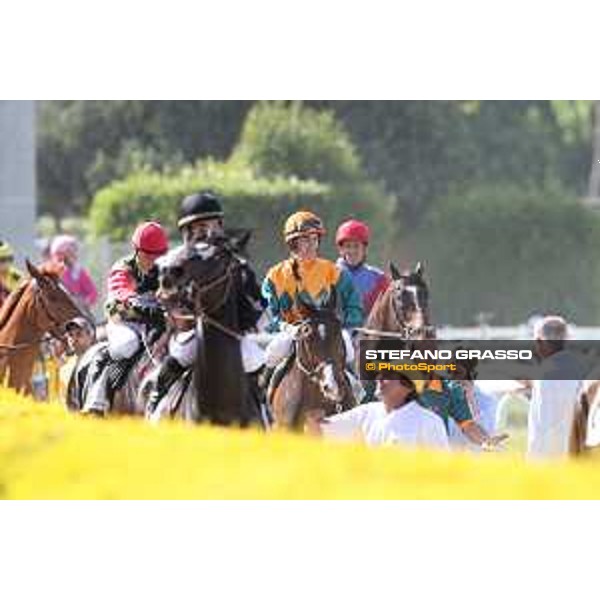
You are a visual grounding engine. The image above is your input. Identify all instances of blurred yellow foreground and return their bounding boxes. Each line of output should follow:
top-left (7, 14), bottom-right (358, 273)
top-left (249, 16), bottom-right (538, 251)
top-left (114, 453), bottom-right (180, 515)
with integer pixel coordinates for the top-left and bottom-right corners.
top-left (1, 388), bottom-right (598, 499)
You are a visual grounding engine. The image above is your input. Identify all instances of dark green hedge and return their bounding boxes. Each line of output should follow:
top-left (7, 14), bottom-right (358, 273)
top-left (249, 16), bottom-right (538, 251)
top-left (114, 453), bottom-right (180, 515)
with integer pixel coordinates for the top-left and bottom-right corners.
top-left (412, 183), bottom-right (600, 324)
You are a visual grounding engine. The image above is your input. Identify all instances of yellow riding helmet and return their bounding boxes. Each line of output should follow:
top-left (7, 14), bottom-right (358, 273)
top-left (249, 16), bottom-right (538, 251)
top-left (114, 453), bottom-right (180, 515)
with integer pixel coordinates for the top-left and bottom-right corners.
top-left (283, 211), bottom-right (326, 242)
top-left (0, 240), bottom-right (14, 261)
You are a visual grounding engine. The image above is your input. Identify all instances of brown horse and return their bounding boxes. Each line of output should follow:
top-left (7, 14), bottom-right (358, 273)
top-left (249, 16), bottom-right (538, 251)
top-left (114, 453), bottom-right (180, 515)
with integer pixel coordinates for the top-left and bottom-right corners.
top-left (0, 260), bottom-right (84, 394)
top-left (270, 297), bottom-right (356, 430)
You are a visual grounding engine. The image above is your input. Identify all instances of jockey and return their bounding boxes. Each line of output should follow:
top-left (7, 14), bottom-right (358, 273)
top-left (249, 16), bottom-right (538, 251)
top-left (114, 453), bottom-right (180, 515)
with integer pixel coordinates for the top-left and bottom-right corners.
top-left (147, 191), bottom-right (265, 410)
top-left (261, 211), bottom-right (363, 384)
top-left (50, 234), bottom-right (98, 308)
top-left (83, 222), bottom-right (169, 415)
top-left (0, 240), bottom-right (23, 307)
top-left (335, 219), bottom-right (389, 317)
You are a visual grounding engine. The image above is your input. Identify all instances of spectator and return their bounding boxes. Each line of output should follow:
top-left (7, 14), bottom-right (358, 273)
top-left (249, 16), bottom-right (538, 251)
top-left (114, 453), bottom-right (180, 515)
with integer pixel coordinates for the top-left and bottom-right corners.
top-left (527, 316), bottom-right (585, 460)
top-left (305, 367), bottom-right (449, 450)
top-left (50, 235), bottom-right (98, 308)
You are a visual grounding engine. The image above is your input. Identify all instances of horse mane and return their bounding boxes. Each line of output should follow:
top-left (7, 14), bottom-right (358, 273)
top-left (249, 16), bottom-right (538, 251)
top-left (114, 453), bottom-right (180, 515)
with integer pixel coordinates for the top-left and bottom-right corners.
top-left (39, 262), bottom-right (63, 278)
top-left (365, 284), bottom-right (397, 330)
top-left (0, 280), bottom-right (31, 333)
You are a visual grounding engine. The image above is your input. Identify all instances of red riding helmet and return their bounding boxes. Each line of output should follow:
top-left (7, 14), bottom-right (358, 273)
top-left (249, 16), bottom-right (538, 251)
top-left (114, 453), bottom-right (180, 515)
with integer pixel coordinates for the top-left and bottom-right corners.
top-left (131, 222), bottom-right (169, 256)
top-left (335, 219), bottom-right (370, 246)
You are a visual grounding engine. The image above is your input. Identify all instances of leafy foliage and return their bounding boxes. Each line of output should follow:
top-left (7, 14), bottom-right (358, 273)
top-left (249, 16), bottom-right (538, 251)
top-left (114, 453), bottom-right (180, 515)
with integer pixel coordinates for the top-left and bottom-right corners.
top-left (413, 183), bottom-right (600, 324)
top-left (233, 101), bottom-right (364, 185)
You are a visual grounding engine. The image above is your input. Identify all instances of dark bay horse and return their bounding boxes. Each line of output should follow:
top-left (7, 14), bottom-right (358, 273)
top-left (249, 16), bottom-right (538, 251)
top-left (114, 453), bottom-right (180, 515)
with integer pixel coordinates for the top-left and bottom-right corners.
top-left (0, 260), bottom-right (83, 394)
top-left (270, 297), bottom-right (356, 430)
top-left (150, 235), bottom-right (263, 426)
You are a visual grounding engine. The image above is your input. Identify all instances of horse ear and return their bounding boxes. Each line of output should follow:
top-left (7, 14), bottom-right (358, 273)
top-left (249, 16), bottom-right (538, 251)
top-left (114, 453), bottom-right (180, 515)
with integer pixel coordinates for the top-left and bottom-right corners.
top-left (25, 259), bottom-right (42, 280)
top-left (234, 229), bottom-right (251, 253)
top-left (414, 261), bottom-right (424, 277)
top-left (389, 261), bottom-right (402, 281)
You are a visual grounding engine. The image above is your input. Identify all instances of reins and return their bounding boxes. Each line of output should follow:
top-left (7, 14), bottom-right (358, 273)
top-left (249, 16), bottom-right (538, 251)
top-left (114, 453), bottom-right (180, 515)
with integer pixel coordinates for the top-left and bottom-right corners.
top-left (294, 321), bottom-right (346, 413)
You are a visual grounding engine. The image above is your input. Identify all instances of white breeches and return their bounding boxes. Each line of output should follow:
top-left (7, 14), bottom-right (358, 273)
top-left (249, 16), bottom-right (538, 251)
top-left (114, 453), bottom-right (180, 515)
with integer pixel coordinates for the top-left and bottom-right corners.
top-left (265, 329), bottom-right (355, 369)
top-left (106, 321), bottom-right (143, 360)
top-left (168, 328), bottom-right (266, 373)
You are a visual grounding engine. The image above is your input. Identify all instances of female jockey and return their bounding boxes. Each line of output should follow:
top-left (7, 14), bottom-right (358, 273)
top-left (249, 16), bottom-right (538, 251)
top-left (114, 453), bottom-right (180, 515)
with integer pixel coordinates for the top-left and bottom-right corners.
top-left (335, 219), bottom-right (389, 317)
top-left (82, 222), bottom-right (169, 415)
top-left (147, 191), bottom-right (266, 411)
top-left (261, 211), bottom-right (363, 382)
top-left (50, 235), bottom-right (98, 308)
top-left (0, 240), bottom-right (23, 308)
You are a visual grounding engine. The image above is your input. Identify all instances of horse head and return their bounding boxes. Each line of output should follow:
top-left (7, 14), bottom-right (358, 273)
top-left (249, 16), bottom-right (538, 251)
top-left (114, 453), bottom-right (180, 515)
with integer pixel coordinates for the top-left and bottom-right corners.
top-left (157, 236), bottom-right (239, 316)
top-left (294, 295), bottom-right (349, 409)
top-left (388, 261), bottom-right (432, 338)
top-left (25, 259), bottom-right (86, 333)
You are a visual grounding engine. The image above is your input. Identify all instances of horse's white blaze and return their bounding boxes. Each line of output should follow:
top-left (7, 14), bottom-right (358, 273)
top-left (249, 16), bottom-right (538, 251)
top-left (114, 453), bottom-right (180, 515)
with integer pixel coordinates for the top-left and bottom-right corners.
top-left (321, 363), bottom-right (339, 400)
top-left (194, 242), bottom-right (216, 260)
top-left (318, 324), bottom-right (326, 340)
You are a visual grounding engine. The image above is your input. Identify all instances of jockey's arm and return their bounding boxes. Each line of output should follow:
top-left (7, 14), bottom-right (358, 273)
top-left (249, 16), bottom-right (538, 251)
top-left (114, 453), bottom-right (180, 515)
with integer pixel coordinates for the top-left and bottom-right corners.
top-left (336, 269), bottom-right (364, 328)
top-left (106, 265), bottom-right (136, 309)
top-left (261, 275), bottom-right (285, 333)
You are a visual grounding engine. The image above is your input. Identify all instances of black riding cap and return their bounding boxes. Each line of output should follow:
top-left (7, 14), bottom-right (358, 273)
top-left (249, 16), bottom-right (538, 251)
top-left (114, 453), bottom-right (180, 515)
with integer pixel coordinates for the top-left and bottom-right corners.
top-left (178, 191), bottom-right (224, 229)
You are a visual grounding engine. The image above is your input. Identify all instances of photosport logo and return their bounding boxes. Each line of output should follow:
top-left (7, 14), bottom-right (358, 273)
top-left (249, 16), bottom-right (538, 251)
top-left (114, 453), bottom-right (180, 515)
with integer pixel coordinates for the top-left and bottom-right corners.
top-left (358, 340), bottom-right (600, 381)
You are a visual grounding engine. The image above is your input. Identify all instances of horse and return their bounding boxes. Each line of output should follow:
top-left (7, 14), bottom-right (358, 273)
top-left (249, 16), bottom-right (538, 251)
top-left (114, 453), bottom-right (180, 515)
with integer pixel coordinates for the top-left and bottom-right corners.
top-left (353, 262), bottom-right (432, 402)
top-left (148, 233), bottom-right (264, 426)
top-left (0, 260), bottom-right (84, 394)
top-left (269, 295), bottom-right (356, 430)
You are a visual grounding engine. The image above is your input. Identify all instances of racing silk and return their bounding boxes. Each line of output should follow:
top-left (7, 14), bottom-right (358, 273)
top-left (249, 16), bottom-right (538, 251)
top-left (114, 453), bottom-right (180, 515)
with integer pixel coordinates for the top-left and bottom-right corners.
top-left (61, 264), bottom-right (98, 307)
top-left (336, 258), bottom-right (389, 316)
top-left (417, 378), bottom-right (475, 432)
top-left (105, 254), bottom-right (159, 316)
top-left (262, 257), bottom-right (363, 332)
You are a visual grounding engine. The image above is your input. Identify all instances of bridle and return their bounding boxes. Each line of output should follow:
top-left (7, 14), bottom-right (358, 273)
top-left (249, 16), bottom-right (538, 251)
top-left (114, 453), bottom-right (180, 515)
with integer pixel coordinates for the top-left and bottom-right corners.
top-left (170, 252), bottom-right (243, 342)
top-left (294, 318), bottom-right (347, 413)
top-left (354, 281), bottom-right (434, 340)
top-left (0, 279), bottom-right (74, 355)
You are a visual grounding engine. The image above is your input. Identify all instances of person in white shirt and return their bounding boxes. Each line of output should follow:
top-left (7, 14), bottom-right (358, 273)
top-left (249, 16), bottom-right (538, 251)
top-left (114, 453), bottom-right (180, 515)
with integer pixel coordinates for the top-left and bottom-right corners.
top-left (527, 315), bottom-right (585, 460)
top-left (305, 370), bottom-right (449, 450)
